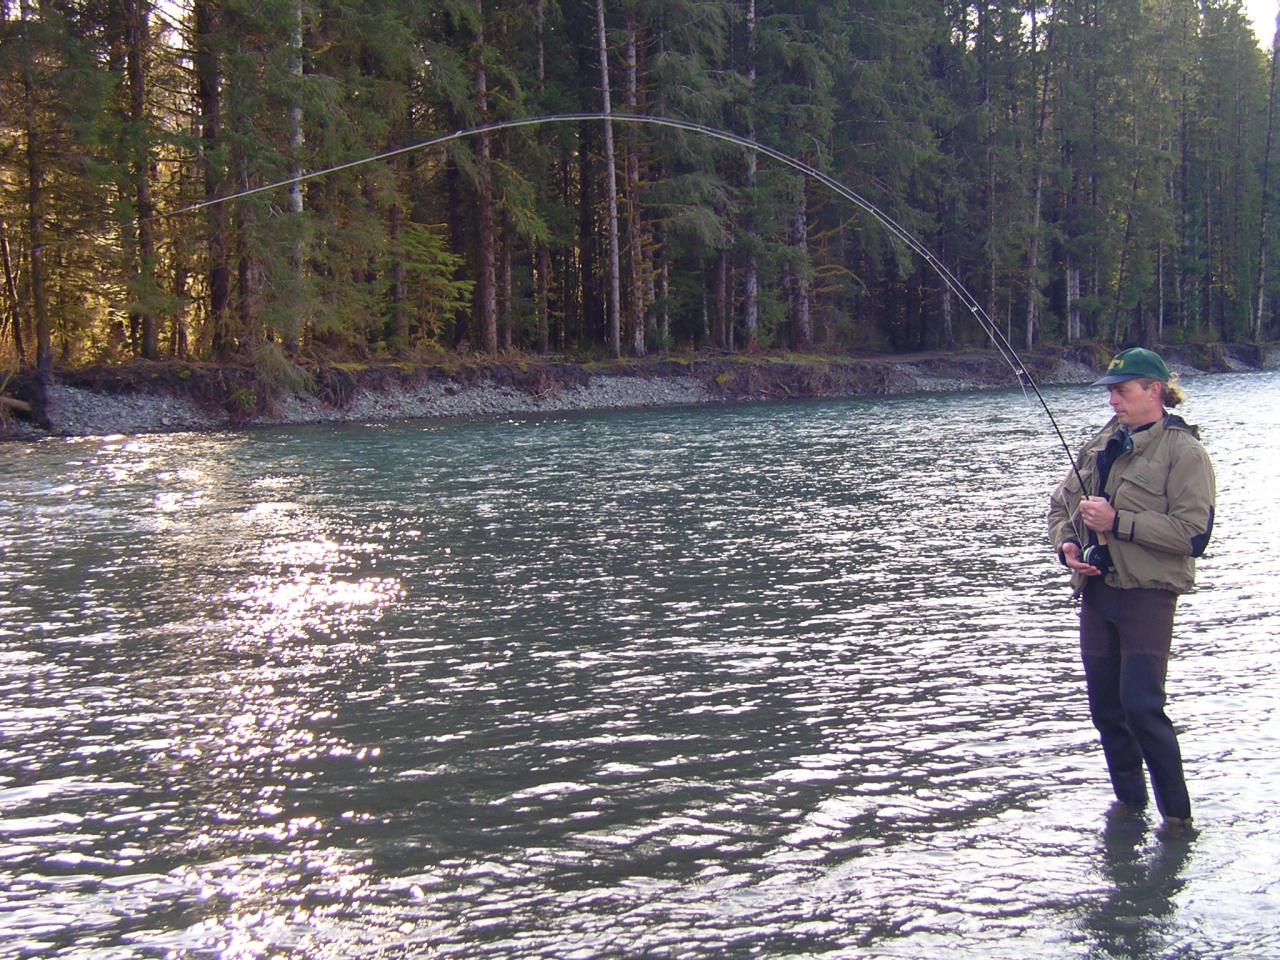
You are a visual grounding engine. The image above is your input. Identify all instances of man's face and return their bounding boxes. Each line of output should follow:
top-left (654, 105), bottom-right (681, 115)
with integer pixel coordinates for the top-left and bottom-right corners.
top-left (1107, 379), bottom-right (1162, 427)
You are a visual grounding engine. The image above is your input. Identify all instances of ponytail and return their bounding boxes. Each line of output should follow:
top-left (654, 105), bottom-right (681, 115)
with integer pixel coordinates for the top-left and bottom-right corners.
top-left (1159, 373), bottom-right (1186, 408)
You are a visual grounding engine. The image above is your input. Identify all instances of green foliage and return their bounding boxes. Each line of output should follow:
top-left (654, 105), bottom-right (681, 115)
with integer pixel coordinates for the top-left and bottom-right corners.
top-left (248, 340), bottom-right (316, 397)
top-left (228, 385), bottom-right (259, 415)
top-left (398, 222), bottom-right (475, 344)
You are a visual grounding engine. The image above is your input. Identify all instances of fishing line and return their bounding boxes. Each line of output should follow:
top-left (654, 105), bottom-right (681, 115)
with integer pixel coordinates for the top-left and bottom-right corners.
top-left (47, 110), bottom-right (1092, 486)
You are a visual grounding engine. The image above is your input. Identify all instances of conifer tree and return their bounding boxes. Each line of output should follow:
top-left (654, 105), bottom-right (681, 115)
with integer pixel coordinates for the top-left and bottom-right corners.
top-left (3, 0), bottom-right (1279, 366)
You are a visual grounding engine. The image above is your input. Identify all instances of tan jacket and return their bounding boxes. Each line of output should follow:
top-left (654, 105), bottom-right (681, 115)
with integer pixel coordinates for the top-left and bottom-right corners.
top-left (1048, 414), bottom-right (1216, 595)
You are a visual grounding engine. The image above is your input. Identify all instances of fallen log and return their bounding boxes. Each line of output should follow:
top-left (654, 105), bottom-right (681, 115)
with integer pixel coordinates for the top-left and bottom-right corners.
top-left (1, 395), bottom-right (33, 414)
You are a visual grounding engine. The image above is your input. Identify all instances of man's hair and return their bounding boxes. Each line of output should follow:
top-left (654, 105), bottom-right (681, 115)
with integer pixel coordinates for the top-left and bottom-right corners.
top-left (1140, 373), bottom-right (1185, 408)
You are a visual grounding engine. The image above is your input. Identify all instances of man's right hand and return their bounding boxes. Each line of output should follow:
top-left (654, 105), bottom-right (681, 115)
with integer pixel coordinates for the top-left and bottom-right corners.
top-left (1062, 541), bottom-right (1102, 576)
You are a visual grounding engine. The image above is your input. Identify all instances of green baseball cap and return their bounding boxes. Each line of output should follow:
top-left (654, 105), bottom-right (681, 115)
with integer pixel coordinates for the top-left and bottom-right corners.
top-left (1092, 347), bottom-right (1171, 385)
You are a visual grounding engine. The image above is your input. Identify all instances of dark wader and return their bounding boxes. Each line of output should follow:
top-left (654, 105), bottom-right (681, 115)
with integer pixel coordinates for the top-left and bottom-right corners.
top-left (1079, 578), bottom-right (1191, 820)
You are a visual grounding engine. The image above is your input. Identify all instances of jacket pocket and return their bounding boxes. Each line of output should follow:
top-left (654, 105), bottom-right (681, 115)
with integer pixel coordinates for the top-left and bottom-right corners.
top-left (1116, 461), bottom-right (1168, 513)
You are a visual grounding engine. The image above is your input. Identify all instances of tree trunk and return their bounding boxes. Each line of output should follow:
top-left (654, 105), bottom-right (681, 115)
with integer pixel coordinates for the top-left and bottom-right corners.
top-left (534, 0), bottom-right (550, 355)
top-left (1026, 170), bottom-right (1043, 351)
top-left (726, 259), bottom-right (736, 351)
top-left (389, 199), bottom-right (407, 351)
top-left (126, 0), bottom-right (159, 360)
top-left (1177, 39), bottom-right (1191, 332)
top-left (741, 0), bottom-right (759, 350)
top-left (659, 248), bottom-right (670, 348)
top-left (1023, 3), bottom-right (1054, 353)
top-left (1113, 153), bottom-right (1142, 344)
top-left (1254, 10), bottom-right (1279, 341)
top-left (1203, 189), bottom-right (1213, 333)
top-left (285, 0), bottom-right (304, 353)
top-left (979, 5), bottom-right (997, 326)
top-left (172, 246), bottom-right (188, 358)
top-left (595, 0), bottom-right (623, 358)
top-left (196, 0), bottom-right (231, 360)
top-left (0, 217), bottom-right (24, 363)
top-left (500, 213), bottom-right (513, 351)
top-left (577, 121), bottom-right (598, 343)
top-left (940, 284), bottom-right (954, 350)
top-left (1143, 286), bottom-right (1157, 347)
top-left (536, 243), bottom-right (551, 354)
top-left (20, 0), bottom-right (50, 375)
top-left (644, 263), bottom-right (657, 351)
top-left (790, 192), bottom-right (812, 349)
top-left (234, 105), bottom-right (262, 346)
top-left (714, 252), bottom-right (728, 349)
top-left (474, 2), bottom-right (498, 353)
top-left (169, 117), bottom-right (195, 358)
top-left (624, 8), bottom-right (646, 356)
top-left (1066, 260), bottom-right (1081, 340)
top-left (237, 244), bottom-right (259, 342)
top-left (701, 282), bottom-right (709, 346)
top-left (1157, 242), bottom-right (1165, 342)
top-left (536, 0), bottom-right (546, 87)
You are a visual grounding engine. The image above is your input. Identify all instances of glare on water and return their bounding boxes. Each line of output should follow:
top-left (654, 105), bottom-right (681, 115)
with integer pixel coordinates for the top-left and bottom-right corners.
top-left (1, 372), bottom-right (1278, 959)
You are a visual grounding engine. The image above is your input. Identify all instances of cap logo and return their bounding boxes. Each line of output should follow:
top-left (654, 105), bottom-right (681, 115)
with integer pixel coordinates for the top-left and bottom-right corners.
top-left (1108, 357), bottom-right (1124, 371)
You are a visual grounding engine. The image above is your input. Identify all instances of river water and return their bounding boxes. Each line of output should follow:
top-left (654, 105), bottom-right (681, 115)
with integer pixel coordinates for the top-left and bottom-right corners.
top-left (1, 373), bottom-right (1278, 959)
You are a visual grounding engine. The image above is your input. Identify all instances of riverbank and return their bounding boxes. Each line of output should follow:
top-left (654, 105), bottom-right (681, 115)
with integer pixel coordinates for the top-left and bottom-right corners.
top-left (1, 343), bottom-right (1271, 440)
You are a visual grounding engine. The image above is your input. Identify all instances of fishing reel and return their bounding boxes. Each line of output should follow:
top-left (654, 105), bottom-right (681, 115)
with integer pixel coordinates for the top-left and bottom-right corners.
top-left (1081, 543), bottom-right (1111, 576)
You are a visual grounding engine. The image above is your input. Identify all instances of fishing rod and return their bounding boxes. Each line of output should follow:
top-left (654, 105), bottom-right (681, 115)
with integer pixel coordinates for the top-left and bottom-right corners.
top-left (94, 111), bottom-right (1095, 489)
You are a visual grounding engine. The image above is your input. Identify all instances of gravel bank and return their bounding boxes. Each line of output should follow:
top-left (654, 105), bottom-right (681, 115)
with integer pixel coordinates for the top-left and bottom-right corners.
top-left (2, 346), bottom-right (1269, 441)
top-left (11, 370), bottom-right (713, 440)
top-left (270, 374), bottom-right (712, 425)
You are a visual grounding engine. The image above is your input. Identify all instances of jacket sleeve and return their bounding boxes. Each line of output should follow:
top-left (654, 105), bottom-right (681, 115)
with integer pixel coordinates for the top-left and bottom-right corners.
top-left (1111, 439), bottom-right (1215, 557)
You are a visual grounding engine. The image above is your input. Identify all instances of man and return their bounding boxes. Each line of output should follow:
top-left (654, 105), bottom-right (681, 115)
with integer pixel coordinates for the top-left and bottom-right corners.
top-left (1047, 347), bottom-right (1215, 836)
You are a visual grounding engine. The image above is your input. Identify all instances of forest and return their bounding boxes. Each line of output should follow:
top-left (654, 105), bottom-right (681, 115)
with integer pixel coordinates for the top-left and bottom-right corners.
top-left (1, 0), bottom-right (1278, 378)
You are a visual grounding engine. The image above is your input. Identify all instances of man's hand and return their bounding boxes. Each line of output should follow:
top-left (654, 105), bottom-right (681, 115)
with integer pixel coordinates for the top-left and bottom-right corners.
top-left (1078, 495), bottom-right (1117, 533)
top-left (1062, 541), bottom-right (1102, 576)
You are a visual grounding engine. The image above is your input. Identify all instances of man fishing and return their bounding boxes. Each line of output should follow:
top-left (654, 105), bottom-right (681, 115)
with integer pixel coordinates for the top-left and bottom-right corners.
top-left (1047, 347), bottom-right (1216, 837)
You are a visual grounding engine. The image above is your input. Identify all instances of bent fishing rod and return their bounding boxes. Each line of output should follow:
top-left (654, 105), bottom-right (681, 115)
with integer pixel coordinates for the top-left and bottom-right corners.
top-left (130, 111), bottom-right (1092, 490)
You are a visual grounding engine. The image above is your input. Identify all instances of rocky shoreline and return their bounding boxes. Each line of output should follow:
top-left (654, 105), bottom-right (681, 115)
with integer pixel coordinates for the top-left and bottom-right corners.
top-left (1, 344), bottom-right (1271, 441)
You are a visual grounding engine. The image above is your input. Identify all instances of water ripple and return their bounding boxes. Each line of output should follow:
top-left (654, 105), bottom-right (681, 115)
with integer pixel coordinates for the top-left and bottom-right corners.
top-left (2, 376), bottom-right (1279, 958)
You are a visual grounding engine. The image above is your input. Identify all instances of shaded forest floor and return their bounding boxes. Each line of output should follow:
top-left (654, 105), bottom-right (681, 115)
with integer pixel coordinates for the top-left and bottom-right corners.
top-left (2, 342), bottom-right (1272, 440)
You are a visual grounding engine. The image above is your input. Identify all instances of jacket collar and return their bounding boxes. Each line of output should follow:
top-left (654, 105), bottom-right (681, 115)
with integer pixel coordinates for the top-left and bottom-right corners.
top-left (1100, 412), bottom-right (1198, 454)
top-left (1162, 412), bottom-right (1200, 438)
top-left (1130, 418), bottom-right (1162, 454)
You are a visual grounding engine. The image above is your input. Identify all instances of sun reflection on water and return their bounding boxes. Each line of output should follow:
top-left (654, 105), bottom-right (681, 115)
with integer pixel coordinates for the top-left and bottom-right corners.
top-left (1, 375), bottom-right (1279, 958)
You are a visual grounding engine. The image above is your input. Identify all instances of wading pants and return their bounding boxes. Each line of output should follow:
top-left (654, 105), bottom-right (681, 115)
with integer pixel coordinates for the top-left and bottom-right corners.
top-left (1079, 578), bottom-right (1191, 820)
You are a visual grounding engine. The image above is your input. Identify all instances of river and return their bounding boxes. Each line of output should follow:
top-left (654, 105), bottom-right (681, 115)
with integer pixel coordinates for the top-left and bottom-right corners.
top-left (2, 373), bottom-right (1278, 959)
